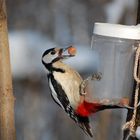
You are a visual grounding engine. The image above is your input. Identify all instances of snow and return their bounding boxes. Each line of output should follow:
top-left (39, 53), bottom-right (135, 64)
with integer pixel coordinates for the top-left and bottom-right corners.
top-left (9, 30), bottom-right (56, 78)
top-left (9, 30), bottom-right (97, 78)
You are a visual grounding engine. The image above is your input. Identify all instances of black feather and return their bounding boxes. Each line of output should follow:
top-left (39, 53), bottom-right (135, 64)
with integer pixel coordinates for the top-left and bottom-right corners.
top-left (48, 73), bottom-right (93, 137)
top-left (42, 48), bottom-right (55, 57)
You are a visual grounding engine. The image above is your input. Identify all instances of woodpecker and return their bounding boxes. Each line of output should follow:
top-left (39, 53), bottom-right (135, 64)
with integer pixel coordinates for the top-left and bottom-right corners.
top-left (42, 47), bottom-right (132, 137)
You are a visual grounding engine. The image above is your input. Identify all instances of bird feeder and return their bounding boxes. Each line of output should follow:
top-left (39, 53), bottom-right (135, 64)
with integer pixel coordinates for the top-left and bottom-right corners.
top-left (90, 23), bottom-right (140, 101)
top-left (87, 22), bottom-right (140, 140)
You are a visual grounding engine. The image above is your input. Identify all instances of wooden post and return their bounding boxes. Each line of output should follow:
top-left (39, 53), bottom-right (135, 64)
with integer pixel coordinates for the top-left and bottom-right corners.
top-left (123, 1), bottom-right (140, 140)
top-left (0, 0), bottom-right (16, 140)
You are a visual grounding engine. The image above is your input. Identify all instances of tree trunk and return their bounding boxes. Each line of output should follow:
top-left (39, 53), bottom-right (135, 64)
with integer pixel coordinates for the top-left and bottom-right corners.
top-left (0, 0), bottom-right (16, 140)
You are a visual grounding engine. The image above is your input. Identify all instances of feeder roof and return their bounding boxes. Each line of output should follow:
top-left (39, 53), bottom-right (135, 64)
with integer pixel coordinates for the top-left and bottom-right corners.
top-left (94, 23), bottom-right (140, 40)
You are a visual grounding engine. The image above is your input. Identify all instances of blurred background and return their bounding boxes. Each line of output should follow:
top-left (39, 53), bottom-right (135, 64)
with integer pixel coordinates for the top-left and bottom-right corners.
top-left (6, 0), bottom-right (138, 140)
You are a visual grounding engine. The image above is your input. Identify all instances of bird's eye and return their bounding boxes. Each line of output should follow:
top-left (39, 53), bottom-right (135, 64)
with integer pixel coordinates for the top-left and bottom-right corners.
top-left (51, 51), bottom-right (56, 55)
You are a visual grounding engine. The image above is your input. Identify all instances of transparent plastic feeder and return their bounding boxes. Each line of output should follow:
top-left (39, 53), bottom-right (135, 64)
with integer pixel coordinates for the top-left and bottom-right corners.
top-left (89, 23), bottom-right (140, 102)
top-left (88, 23), bottom-right (140, 140)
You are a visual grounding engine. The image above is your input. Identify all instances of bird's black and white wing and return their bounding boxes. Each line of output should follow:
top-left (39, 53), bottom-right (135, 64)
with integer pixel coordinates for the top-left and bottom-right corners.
top-left (47, 74), bottom-right (93, 137)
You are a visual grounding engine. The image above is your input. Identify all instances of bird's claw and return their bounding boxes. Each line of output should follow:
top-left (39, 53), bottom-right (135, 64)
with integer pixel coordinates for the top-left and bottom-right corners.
top-left (80, 81), bottom-right (88, 96)
top-left (80, 92), bottom-right (87, 96)
top-left (91, 72), bottom-right (102, 81)
top-left (80, 73), bottom-right (102, 96)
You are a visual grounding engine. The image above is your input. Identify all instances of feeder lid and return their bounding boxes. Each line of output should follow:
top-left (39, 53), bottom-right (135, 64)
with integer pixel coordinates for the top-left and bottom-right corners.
top-left (94, 22), bottom-right (140, 40)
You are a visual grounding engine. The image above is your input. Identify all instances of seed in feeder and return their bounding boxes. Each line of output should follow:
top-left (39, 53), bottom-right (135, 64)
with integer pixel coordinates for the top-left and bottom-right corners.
top-left (68, 46), bottom-right (77, 55)
top-left (119, 98), bottom-right (129, 106)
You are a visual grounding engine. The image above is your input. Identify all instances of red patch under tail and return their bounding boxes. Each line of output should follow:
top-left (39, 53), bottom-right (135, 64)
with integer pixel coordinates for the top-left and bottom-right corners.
top-left (76, 101), bottom-right (102, 117)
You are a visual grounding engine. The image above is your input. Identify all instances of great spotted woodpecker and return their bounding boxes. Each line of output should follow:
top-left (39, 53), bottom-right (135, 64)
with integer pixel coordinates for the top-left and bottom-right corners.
top-left (42, 47), bottom-right (132, 137)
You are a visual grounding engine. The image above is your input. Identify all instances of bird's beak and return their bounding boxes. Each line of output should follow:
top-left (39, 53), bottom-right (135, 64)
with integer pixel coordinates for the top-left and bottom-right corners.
top-left (58, 47), bottom-right (75, 59)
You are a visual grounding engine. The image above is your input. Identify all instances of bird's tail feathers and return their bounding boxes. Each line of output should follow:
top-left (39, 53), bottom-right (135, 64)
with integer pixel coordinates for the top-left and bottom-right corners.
top-left (76, 115), bottom-right (93, 137)
top-left (99, 97), bottom-right (133, 110)
top-left (79, 122), bottom-right (93, 137)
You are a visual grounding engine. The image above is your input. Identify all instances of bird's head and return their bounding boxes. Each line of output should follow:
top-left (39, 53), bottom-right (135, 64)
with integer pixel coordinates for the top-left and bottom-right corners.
top-left (42, 46), bottom-right (76, 65)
